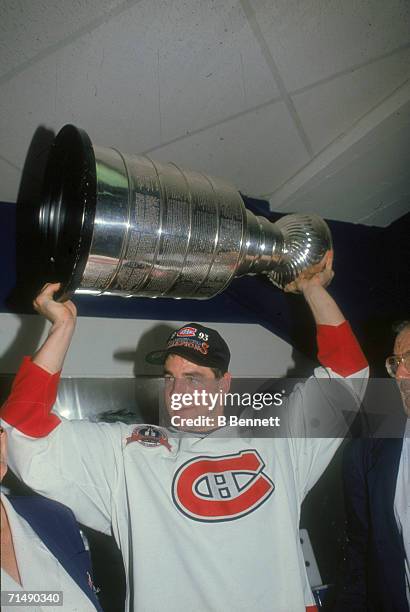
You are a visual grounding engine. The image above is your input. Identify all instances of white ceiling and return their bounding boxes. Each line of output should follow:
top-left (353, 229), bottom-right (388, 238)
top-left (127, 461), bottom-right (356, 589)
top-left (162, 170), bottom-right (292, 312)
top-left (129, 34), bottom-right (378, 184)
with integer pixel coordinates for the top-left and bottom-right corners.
top-left (0, 0), bottom-right (409, 226)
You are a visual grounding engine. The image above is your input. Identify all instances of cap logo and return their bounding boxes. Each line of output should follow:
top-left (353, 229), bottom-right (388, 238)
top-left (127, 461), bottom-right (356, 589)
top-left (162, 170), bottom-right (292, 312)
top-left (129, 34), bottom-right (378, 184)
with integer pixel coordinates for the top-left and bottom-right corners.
top-left (177, 326), bottom-right (197, 337)
top-left (168, 338), bottom-right (209, 355)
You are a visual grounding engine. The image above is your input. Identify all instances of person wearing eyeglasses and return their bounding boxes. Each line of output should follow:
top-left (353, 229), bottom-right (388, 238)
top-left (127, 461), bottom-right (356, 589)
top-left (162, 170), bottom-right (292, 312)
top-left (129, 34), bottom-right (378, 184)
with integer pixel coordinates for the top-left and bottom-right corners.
top-left (334, 320), bottom-right (410, 612)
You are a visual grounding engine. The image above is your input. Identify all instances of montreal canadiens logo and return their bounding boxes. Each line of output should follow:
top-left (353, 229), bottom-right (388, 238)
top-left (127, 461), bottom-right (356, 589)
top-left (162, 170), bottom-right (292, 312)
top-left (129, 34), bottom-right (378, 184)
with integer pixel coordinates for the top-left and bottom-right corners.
top-left (172, 450), bottom-right (274, 522)
top-left (177, 326), bottom-right (197, 337)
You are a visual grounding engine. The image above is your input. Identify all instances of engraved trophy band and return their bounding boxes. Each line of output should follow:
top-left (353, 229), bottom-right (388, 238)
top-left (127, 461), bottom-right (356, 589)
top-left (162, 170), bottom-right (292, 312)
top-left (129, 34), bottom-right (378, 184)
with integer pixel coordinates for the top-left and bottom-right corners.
top-left (37, 124), bottom-right (332, 300)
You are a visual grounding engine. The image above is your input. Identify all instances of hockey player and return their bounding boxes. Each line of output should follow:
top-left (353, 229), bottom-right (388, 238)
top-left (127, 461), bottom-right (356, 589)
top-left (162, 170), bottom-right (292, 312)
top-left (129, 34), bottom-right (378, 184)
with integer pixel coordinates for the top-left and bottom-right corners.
top-left (1, 252), bottom-right (369, 611)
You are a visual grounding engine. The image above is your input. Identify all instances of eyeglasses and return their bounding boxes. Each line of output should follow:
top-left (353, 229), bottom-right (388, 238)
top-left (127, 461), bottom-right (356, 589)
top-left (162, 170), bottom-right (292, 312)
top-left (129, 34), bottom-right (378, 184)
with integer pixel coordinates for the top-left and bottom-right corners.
top-left (385, 351), bottom-right (410, 377)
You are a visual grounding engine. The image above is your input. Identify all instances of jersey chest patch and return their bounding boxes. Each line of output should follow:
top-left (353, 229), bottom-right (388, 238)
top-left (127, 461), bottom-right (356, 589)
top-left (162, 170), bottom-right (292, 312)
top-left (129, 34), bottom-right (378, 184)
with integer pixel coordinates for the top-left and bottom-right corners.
top-left (172, 450), bottom-right (274, 522)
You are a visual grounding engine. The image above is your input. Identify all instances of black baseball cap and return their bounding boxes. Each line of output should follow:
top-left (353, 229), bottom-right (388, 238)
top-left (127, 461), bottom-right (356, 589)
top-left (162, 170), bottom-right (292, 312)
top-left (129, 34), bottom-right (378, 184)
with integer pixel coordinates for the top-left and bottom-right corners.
top-left (146, 323), bottom-right (231, 373)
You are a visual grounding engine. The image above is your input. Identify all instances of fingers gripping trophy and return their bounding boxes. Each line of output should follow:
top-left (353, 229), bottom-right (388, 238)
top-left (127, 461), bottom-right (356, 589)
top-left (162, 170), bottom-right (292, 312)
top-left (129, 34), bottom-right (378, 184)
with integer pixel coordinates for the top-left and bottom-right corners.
top-left (29, 124), bottom-right (332, 301)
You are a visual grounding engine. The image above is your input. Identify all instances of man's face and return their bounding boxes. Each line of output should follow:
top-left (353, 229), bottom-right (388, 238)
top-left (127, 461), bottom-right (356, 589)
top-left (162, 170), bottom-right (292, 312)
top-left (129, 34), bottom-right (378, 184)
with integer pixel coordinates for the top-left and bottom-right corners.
top-left (393, 327), bottom-right (410, 416)
top-left (163, 354), bottom-right (231, 432)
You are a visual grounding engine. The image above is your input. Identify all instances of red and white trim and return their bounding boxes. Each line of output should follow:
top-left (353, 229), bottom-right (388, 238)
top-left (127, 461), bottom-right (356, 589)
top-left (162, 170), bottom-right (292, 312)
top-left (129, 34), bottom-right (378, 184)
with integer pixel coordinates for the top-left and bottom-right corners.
top-left (0, 357), bottom-right (61, 437)
top-left (0, 321), bottom-right (368, 438)
top-left (316, 320), bottom-right (368, 377)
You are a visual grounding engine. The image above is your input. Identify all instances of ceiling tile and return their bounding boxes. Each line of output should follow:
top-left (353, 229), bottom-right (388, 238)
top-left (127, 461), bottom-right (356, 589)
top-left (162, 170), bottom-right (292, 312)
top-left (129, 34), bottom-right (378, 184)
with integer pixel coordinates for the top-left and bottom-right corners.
top-left (155, 1), bottom-right (279, 141)
top-left (251, 0), bottom-right (410, 91)
top-left (0, 159), bottom-right (21, 203)
top-left (292, 47), bottom-right (410, 153)
top-left (0, 55), bottom-right (59, 170)
top-left (358, 193), bottom-right (410, 226)
top-left (65, 0), bottom-right (280, 145)
top-left (270, 101), bottom-right (410, 224)
top-left (145, 101), bottom-right (310, 197)
top-left (0, 0), bottom-right (127, 79)
top-left (52, 29), bottom-right (161, 153)
top-left (1, 0), bottom-right (408, 227)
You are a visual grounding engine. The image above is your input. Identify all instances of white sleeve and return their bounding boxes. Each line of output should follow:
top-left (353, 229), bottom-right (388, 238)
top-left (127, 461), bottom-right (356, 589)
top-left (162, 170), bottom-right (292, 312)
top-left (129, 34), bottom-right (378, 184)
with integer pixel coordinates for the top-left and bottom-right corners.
top-left (1, 357), bottom-right (126, 533)
top-left (2, 416), bottom-right (123, 535)
top-left (285, 364), bottom-right (368, 499)
top-left (283, 320), bottom-right (369, 499)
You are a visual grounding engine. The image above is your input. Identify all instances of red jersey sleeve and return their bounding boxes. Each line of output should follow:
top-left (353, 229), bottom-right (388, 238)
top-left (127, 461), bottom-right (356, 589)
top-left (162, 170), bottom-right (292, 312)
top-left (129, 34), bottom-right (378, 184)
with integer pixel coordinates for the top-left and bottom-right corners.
top-left (0, 357), bottom-right (61, 437)
top-left (316, 320), bottom-right (368, 377)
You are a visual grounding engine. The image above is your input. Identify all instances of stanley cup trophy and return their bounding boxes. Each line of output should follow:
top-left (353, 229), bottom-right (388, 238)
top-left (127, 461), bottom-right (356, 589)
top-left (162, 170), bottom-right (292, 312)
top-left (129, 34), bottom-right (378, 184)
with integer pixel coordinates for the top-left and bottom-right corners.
top-left (36, 125), bottom-right (332, 300)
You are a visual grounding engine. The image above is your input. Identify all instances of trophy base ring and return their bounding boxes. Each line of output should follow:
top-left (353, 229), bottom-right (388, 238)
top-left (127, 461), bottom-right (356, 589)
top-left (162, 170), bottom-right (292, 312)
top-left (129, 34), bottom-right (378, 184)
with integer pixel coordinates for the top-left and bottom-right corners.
top-left (39, 124), bottom-right (97, 301)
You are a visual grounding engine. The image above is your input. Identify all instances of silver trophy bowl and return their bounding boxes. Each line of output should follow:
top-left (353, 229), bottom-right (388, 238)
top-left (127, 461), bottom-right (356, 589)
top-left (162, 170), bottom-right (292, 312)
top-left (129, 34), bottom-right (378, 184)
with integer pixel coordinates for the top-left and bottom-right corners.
top-left (37, 125), bottom-right (332, 300)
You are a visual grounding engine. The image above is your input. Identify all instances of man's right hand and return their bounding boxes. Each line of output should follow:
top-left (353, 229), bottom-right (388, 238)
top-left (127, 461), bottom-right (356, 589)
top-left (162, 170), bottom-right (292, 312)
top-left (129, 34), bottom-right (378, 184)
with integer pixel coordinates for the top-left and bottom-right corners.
top-left (33, 283), bottom-right (77, 328)
top-left (32, 283), bottom-right (77, 374)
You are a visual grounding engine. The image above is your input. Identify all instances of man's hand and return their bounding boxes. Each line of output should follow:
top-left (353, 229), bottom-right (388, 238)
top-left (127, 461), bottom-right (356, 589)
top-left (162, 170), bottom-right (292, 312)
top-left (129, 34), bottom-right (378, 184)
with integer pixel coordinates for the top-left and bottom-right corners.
top-left (33, 283), bottom-right (77, 327)
top-left (284, 250), bottom-right (344, 326)
top-left (32, 283), bottom-right (77, 374)
top-left (284, 250), bottom-right (334, 294)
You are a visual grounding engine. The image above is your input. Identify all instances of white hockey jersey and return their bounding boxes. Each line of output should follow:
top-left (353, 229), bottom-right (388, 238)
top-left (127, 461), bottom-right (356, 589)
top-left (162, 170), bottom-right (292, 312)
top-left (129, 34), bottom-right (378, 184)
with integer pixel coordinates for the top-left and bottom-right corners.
top-left (1, 322), bottom-right (369, 612)
top-left (1, 494), bottom-right (99, 612)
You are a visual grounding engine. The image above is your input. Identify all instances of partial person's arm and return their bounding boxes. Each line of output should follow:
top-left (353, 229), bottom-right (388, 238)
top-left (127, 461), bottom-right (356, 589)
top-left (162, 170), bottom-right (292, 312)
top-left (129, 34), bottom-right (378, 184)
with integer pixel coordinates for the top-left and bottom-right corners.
top-left (32, 282), bottom-right (77, 373)
top-left (0, 283), bottom-right (120, 533)
top-left (286, 250), bottom-right (368, 380)
top-left (298, 251), bottom-right (367, 378)
top-left (291, 250), bottom-right (344, 326)
top-left (284, 252), bottom-right (369, 496)
top-left (287, 250), bottom-right (368, 377)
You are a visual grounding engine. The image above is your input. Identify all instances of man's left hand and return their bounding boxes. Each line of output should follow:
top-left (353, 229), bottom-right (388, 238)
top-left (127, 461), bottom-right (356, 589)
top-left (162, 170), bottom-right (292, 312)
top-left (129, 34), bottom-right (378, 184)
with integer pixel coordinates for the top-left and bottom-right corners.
top-left (284, 250), bottom-right (334, 294)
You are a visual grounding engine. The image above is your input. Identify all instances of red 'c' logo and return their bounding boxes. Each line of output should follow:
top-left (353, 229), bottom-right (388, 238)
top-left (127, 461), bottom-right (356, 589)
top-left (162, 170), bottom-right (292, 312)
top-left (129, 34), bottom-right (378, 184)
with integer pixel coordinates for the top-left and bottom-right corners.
top-left (172, 450), bottom-right (274, 522)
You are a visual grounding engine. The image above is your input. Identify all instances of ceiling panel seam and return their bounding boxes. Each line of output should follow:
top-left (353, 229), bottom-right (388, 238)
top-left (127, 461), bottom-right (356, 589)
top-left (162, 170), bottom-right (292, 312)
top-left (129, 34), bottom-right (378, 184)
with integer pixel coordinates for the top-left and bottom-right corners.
top-left (139, 44), bottom-right (410, 157)
top-left (2, 71), bottom-right (409, 177)
top-left (0, 0), bottom-right (145, 87)
top-left (2, 9), bottom-right (408, 113)
top-left (0, 155), bottom-right (21, 172)
top-left (291, 42), bottom-right (410, 98)
top-left (2, 32), bottom-right (406, 107)
top-left (141, 95), bottom-right (282, 155)
top-left (357, 197), bottom-right (410, 224)
top-left (0, 93), bottom-right (282, 169)
top-left (239, 0), bottom-right (314, 158)
top-left (261, 79), bottom-right (410, 202)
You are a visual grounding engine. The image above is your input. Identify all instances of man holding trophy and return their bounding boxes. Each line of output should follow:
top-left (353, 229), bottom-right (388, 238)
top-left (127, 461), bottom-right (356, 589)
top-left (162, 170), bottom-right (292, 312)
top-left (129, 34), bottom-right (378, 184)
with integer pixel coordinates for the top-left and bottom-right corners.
top-left (1, 253), bottom-right (369, 612)
top-left (1, 126), bottom-right (369, 610)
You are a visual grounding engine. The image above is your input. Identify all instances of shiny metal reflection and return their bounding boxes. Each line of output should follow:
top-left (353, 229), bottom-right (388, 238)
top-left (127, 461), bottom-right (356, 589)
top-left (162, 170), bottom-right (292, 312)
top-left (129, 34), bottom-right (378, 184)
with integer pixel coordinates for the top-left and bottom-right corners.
top-left (39, 125), bottom-right (332, 300)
